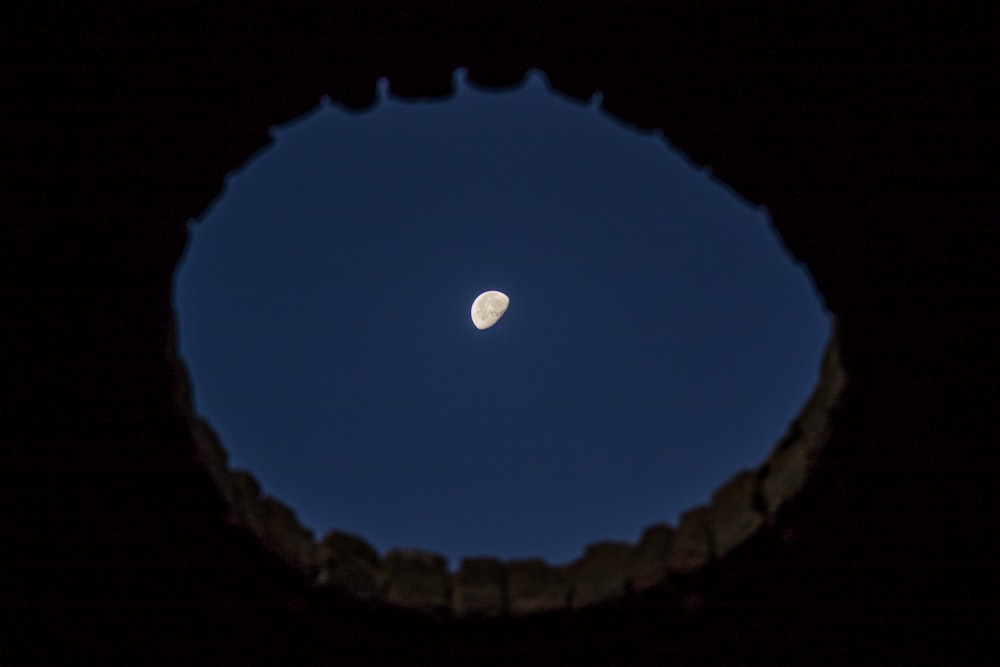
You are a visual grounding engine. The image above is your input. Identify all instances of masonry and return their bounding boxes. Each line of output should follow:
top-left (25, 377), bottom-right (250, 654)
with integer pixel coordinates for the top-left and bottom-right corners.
top-left (2, 2), bottom-right (995, 664)
top-left (190, 324), bottom-right (845, 617)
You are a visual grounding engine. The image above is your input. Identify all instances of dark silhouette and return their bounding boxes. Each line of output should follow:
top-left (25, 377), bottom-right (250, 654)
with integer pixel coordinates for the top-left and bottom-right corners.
top-left (2, 1), bottom-right (995, 664)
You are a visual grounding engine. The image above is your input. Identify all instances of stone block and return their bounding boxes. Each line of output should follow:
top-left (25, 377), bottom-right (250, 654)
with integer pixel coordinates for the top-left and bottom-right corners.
top-left (570, 541), bottom-right (633, 608)
top-left (668, 506), bottom-right (713, 573)
top-left (381, 549), bottom-right (451, 613)
top-left (761, 433), bottom-right (813, 513)
top-left (796, 341), bottom-right (846, 441)
top-left (452, 557), bottom-right (505, 618)
top-left (506, 559), bottom-right (570, 615)
top-left (760, 335), bottom-right (846, 514)
top-left (225, 469), bottom-right (265, 537)
top-left (709, 470), bottom-right (764, 557)
top-left (627, 523), bottom-right (674, 591)
top-left (316, 530), bottom-right (380, 599)
top-left (260, 496), bottom-right (317, 575)
top-left (190, 417), bottom-right (229, 493)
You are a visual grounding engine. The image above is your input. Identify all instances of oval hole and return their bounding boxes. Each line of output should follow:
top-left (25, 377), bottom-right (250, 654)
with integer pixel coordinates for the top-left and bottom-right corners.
top-left (175, 69), bottom-right (831, 568)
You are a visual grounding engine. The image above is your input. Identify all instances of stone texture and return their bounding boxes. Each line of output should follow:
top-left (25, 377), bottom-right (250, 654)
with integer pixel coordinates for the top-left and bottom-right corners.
top-left (627, 523), bottom-right (674, 591)
top-left (760, 431), bottom-right (814, 515)
top-left (709, 470), bottom-right (765, 557)
top-left (7, 5), bottom-right (993, 662)
top-left (798, 332), bottom-right (847, 439)
top-left (506, 559), bottom-right (571, 615)
top-left (668, 506), bottom-right (714, 573)
top-left (191, 424), bottom-right (319, 576)
top-left (569, 541), bottom-right (633, 608)
top-left (451, 557), bottom-right (505, 618)
top-left (260, 496), bottom-right (317, 575)
top-left (316, 530), bottom-right (381, 599)
top-left (190, 417), bottom-right (230, 499)
top-left (761, 336), bottom-right (847, 513)
top-left (214, 469), bottom-right (317, 574)
top-left (225, 469), bottom-right (266, 537)
top-left (380, 549), bottom-right (451, 613)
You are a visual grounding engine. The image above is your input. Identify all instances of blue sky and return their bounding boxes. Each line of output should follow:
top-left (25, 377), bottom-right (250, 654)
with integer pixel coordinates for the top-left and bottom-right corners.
top-left (175, 70), bottom-right (830, 568)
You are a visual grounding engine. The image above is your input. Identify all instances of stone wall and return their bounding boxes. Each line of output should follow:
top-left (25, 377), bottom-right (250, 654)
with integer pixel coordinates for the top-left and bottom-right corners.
top-left (4, 1), bottom-right (994, 662)
top-left (189, 323), bottom-right (846, 617)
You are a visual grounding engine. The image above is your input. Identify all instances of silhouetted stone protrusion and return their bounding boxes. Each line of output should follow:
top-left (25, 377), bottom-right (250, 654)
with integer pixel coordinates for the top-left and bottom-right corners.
top-left (227, 469), bottom-right (266, 536)
top-left (668, 506), bottom-right (714, 572)
top-left (761, 333), bottom-right (846, 513)
top-left (452, 557), bottom-right (505, 618)
top-left (191, 416), bottom-right (230, 495)
top-left (570, 541), bottom-right (633, 608)
top-left (260, 497), bottom-right (317, 575)
top-left (709, 470), bottom-right (764, 557)
top-left (381, 549), bottom-right (451, 613)
top-left (506, 559), bottom-right (570, 615)
top-left (316, 530), bottom-right (380, 599)
top-left (627, 523), bottom-right (674, 591)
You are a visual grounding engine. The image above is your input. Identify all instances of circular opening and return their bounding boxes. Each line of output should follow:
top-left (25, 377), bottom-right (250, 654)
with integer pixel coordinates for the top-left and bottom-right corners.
top-left (175, 69), bottom-right (830, 569)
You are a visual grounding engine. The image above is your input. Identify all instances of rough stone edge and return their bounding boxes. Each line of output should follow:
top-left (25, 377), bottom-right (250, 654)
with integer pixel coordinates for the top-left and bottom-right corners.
top-left (174, 166), bottom-right (848, 616)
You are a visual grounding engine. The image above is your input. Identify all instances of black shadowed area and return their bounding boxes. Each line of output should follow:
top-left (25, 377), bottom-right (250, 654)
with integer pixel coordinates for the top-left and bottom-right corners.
top-left (2, 2), bottom-right (996, 664)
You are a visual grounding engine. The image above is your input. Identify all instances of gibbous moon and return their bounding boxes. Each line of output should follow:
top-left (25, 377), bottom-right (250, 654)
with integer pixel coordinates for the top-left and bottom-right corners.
top-left (471, 291), bottom-right (510, 330)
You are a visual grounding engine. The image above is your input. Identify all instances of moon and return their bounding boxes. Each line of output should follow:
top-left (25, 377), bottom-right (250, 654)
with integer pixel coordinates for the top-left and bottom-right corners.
top-left (471, 291), bottom-right (510, 330)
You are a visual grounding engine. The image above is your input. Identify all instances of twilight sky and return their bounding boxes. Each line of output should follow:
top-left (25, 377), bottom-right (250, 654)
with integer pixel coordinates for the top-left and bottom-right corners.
top-left (175, 70), bottom-right (830, 568)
